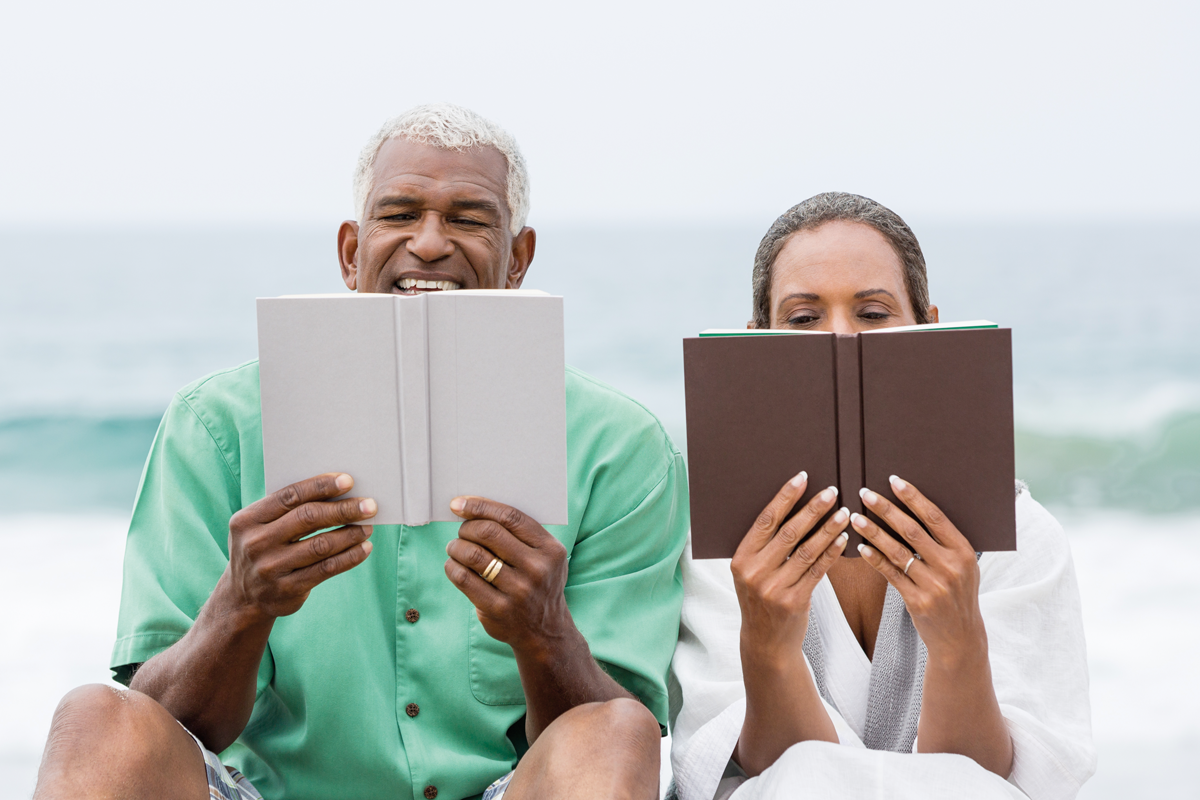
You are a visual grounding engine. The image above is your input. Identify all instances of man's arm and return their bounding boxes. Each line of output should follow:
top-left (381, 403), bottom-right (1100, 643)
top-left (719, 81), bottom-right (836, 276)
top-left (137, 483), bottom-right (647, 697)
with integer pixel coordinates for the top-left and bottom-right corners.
top-left (444, 496), bottom-right (630, 743)
top-left (130, 473), bottom-right (376, 752)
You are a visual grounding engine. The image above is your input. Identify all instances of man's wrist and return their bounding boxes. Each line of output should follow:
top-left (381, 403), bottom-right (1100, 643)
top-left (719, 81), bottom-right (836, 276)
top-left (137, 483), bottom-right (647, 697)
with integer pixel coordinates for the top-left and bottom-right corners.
top-left (206, 569), bottom-right (278, 634)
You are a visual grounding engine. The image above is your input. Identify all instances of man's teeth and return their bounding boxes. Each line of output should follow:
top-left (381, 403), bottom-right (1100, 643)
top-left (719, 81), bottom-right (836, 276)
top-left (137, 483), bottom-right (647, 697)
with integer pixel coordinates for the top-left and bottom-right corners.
top-left (398, 278), bottom-right (461, 291)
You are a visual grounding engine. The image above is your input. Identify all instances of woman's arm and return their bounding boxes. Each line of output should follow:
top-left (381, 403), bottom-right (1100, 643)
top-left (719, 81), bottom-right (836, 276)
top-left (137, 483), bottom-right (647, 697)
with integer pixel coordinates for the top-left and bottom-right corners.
top-left (730, 473), bottom-right (850, 776)
top-left (853, 476), bottom-right (1013, 778)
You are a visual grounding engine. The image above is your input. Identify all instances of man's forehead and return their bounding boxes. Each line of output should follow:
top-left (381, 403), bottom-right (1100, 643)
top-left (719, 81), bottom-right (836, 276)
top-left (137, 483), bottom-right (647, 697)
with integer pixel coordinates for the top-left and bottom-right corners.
top-left (370, 138), bottom-right (508, 203)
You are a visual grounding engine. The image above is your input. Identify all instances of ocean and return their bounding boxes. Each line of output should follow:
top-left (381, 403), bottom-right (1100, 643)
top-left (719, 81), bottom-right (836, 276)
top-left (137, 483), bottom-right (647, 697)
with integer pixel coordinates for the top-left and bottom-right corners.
top-left (2, 223), bottom-right (1198, 797)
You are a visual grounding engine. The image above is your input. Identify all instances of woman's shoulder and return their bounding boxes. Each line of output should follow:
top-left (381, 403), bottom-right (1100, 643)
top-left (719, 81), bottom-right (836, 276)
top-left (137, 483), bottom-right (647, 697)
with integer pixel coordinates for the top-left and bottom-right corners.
top-left (978, 482), bottom-right (1074, 589)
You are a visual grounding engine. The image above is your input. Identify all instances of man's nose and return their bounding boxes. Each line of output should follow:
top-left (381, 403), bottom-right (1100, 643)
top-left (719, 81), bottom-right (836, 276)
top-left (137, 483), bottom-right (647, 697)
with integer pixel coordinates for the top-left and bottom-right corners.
top-left (406, 215), bottom-right (455, 262)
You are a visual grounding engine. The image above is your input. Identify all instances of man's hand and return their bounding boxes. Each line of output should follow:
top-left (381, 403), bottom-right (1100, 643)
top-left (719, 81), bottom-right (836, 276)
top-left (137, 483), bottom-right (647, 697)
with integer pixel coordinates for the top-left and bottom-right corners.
top-left (225, 472), bottom-right (377, 620)
top-left (443, 496), bottom-right (570, 655)
top-left (129, 472), bottom-right (376, 753)
top-left (444, 496), bottom-right (631, 743)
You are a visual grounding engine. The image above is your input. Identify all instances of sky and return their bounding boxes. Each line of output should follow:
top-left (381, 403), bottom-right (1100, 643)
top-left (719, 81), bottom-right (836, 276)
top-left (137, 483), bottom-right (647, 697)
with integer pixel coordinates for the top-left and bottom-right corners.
top-left (1, 0), bottom-right (1196, 227)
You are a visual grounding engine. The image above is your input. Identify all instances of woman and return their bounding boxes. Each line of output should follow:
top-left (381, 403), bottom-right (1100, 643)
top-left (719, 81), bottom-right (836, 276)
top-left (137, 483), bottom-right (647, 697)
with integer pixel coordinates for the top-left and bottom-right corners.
top-left (669, 193), bottom-right (1095, 800)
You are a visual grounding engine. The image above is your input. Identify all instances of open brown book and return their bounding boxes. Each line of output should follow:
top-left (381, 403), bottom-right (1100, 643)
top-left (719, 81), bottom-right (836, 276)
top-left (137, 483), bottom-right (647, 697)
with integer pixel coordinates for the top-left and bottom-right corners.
top-left (683, 322), bottom-right (1016, 559)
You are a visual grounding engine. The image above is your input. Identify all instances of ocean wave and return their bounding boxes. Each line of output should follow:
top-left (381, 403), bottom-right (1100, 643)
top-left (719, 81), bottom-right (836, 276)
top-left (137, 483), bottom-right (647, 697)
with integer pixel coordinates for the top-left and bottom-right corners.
top-left (1, 411), bottom-right (1197, 515)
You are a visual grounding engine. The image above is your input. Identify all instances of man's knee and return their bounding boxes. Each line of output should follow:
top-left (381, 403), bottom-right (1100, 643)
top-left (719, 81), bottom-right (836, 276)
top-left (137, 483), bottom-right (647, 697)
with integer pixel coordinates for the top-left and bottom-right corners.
top-left (548, 697), bottom-right (661, 760)
top-left (43, 684), bottom-right (181, 765)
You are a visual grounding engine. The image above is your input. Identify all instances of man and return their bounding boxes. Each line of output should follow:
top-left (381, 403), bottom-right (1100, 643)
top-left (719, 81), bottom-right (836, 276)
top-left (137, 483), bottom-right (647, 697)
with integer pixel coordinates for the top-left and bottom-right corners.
top-left (35, 104), bottom-right (689, 800)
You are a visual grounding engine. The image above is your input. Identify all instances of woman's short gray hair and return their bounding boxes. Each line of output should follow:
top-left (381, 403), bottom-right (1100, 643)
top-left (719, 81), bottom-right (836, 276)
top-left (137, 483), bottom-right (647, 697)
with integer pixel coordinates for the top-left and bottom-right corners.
top-left (353, 103), bottom-right (530, 236)
top-left (751, 192), bottom-right (931, 328)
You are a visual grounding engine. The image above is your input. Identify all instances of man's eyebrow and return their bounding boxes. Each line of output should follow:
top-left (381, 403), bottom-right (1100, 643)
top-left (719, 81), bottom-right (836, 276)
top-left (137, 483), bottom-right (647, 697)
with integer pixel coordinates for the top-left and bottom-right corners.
top-left (372, 196), bottom-right (500, 214)
top-left (854, 288), bottom-right (898, 300)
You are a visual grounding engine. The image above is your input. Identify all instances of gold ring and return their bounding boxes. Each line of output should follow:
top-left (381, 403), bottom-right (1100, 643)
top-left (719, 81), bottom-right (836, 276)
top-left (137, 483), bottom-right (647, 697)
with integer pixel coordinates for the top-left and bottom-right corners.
top-left (904, 556), bottom-right (916, 575)
top-left (482, 558), bottom-right (504, 583)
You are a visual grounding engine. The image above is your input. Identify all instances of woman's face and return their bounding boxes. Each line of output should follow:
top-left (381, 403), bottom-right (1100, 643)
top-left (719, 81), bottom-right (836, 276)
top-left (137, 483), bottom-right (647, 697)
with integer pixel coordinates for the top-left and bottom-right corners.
top-left (764, 220), bottom-right (937, 333)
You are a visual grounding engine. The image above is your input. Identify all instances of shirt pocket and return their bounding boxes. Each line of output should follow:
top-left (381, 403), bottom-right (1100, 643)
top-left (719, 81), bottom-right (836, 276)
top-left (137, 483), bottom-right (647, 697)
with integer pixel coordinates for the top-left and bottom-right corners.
top-left (467, 611), bottom-right (527, 706)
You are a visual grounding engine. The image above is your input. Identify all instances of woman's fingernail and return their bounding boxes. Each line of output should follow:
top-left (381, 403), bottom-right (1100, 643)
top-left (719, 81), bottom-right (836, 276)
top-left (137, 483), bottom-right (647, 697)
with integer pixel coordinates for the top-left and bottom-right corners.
top-left (833, 507), bottom-right (849, 523)
top-left (359, 498), bottom-right (377, 515)
top-left (851, 512), bottom-right (868, 529)
top-left (859, 487), bottom-right (877, 504)
top-left (335, 473), bottom-right (353, 491)
top-left (837, 531), bottom-right (849, 544)
top-left (857, 543), bottom-right (871, 557)
top-left (820, 486), bottom-right (837, 502)
top-left (790, 470), bottom-right (808, 488)
top-left (890, 475), bottom-right (907, 491)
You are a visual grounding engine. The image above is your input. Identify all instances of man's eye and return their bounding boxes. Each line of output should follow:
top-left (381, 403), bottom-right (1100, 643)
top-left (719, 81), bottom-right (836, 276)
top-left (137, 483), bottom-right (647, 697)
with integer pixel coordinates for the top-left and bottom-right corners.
top-left (452, 218), bottom-right (487, 226)
top-left (382, 213), bottom-right (417, 221)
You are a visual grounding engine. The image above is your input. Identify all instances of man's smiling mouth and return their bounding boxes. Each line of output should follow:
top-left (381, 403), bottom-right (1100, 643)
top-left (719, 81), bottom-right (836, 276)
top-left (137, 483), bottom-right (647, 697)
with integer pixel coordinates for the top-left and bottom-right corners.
top-left (396, 278), bottom-right (462, 294)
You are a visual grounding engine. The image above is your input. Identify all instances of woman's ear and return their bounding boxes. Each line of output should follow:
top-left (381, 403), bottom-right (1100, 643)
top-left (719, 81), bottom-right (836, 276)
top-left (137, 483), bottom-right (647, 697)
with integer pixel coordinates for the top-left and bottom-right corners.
top-left (746, 320), bottom-right (756, 329)
top-left (928, 304), bottom-right (940, 323)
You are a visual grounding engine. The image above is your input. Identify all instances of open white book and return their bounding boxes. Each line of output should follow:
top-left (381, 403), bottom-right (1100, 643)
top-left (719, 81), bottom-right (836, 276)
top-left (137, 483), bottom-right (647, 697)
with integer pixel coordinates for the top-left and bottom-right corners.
top-left (257, 290), bottom-right (568, 526)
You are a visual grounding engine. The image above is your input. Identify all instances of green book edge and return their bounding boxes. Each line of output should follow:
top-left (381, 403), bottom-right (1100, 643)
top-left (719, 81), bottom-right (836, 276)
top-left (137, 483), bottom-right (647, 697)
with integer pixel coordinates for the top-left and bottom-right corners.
top-left (698, 320), bottom-right (998, 337)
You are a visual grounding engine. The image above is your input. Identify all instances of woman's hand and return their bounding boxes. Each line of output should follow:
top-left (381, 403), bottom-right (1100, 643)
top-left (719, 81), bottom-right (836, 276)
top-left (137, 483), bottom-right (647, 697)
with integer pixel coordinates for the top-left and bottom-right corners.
top-left (851, 476), bottom-right (985, 659)
top-left (853, 475), bottom-right (1013, 778)
top-left (731, 470), bottom-right (850, 776)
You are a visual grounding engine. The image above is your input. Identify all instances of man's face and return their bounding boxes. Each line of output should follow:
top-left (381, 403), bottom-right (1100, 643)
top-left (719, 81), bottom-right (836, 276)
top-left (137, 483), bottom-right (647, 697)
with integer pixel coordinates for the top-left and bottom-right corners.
top-left (339, 138), bottom-right (535, 294)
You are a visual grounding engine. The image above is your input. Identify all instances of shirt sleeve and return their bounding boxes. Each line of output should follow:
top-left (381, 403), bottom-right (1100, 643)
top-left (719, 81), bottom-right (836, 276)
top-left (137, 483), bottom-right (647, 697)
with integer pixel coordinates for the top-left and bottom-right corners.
top-left (109, 391), bottom-right (243, 681)
top-left (979, 491), bottom-right (1098, 799)
top-left (560, 444), bottom-right (690, 731)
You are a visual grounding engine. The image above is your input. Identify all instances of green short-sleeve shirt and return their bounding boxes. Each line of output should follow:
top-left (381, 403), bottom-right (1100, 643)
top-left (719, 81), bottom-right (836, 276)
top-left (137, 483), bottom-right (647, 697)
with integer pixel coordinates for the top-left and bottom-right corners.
top-left (111, 361), bottom-right (688, 800)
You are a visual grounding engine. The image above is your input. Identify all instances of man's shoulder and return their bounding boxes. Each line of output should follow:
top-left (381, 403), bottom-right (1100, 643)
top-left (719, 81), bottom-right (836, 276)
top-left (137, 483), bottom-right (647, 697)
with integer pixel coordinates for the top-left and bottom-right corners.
top-left (172, 359), bottom-right (262, 432)
top-left (565, 365), bottom-right (679, 456)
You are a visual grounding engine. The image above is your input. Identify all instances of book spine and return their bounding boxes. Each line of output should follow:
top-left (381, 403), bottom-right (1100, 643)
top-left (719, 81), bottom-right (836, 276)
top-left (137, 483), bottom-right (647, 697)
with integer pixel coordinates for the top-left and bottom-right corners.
top-left (834, 334), bottom-right (865, 552)
top-left (395, 296), bottom-right (432, 524)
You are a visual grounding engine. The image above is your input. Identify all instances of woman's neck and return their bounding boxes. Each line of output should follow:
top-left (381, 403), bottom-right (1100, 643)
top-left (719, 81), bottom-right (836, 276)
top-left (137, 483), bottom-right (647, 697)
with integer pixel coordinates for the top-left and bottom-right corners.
top-left (827, 556), bottom-right (889, 660)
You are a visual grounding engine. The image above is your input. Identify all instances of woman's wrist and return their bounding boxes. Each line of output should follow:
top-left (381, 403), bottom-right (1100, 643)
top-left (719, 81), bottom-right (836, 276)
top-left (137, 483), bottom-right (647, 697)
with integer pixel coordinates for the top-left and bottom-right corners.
top-left (922, 617), bottom-right (990, 673)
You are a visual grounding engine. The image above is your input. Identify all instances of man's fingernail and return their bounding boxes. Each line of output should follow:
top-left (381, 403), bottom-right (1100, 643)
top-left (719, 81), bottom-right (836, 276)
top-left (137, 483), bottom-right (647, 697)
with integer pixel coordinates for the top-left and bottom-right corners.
top-left (790, 470), bottom-right (807, 488)
top-left (833, 507), bottom-right (849, 523)
top-left (450, 497), bottom-right (465, 514)
top-left (335, 474), bottom-right (353, 491)
top-left (858, 543), bottom-right (871, 557)
top-left (859, 487), bottom-right (877, 504)
top-left (890, 475), bottom-right (907, 491)
top-left (851, 512), bottom-right (867, 529)
top-left (360, 498), bottom-right (377, 515)
top-left (362, 541), bottom-right (373, 555)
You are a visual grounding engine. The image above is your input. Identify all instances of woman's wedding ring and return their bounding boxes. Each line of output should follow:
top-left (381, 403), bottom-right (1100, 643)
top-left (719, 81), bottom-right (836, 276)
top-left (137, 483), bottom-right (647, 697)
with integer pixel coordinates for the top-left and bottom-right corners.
top-left (904, 556), bottom-right (917, 575)
top-left (482, 557), bottom-right (504, 583)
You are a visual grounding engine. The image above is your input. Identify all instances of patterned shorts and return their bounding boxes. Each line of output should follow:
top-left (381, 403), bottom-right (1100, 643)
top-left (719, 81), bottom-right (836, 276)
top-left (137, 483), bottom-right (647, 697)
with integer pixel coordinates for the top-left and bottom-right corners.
top-left (482, 769), bottom-right (515, 800)
top-left (180, 724), bottom-right (263, 800)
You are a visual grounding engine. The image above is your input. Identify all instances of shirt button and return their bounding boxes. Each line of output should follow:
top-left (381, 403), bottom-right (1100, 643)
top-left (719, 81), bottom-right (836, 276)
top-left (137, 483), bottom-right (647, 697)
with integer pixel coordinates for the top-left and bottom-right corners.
top-left (406, 703), bottom-right (420, 718)
top-left (405, 608), bottom-right (420, 623)
top-left (424, 786), bottom-right (438, 799)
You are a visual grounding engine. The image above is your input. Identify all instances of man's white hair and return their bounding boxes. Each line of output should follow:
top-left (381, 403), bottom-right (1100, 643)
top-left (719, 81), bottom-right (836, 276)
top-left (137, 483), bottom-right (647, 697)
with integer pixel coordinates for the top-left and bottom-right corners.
top-left (353, 103), bottom-right (530, 235)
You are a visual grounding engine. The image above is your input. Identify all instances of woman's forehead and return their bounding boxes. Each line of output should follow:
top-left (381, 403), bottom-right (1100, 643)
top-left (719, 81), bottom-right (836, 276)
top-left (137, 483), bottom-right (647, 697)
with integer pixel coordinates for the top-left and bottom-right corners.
top-left (771, 220), bottom-right (906, 296)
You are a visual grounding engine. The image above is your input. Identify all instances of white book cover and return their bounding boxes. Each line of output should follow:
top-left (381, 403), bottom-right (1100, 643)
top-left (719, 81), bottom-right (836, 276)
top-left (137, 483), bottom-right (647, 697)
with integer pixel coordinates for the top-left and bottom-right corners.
top-left (257, 290), bottom-right (568, 526)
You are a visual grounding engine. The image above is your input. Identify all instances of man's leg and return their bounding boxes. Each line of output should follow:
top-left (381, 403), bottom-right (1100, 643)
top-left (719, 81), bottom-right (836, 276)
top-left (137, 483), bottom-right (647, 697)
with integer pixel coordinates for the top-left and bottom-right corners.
top-left (34, 684), bottom-right (209, 800)
top-left (505, 697), bottom-right (661, 800)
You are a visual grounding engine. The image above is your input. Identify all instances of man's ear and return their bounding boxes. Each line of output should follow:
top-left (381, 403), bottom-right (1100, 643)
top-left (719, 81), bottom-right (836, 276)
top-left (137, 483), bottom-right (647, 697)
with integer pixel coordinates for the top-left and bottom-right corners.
top-left (338, 221), bottom-right (360, 291)
top-left (505, 227), bottom-right (536, 289)
top-left (928, 304), bottom-right (940, 323)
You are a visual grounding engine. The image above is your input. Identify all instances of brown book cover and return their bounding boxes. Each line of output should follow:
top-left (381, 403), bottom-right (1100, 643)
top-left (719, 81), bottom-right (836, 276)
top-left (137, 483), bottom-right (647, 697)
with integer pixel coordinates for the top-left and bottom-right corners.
top-left (684, 326), bottom-right (1016, 559)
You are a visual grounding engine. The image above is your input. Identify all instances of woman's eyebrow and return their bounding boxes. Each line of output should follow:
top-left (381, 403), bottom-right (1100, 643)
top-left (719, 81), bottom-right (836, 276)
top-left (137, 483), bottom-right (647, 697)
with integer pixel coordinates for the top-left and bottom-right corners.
top-left (854, 288), bottom-right (897, 300)
top-left (778, 291), bottom-right (822, 304)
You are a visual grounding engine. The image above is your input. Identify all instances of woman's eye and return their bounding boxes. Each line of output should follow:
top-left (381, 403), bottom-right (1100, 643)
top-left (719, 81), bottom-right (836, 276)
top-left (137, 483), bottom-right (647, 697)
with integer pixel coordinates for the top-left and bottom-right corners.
top-left (859, 311), bottom-right (890, 321)
top-left (786, 314), bottom-right (819, 326)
